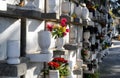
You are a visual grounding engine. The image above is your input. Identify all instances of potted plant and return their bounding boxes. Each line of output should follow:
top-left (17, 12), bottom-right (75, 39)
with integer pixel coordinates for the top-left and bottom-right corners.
top-left (48, 61), bottom-right (60, 78)
top-left (48, 57), bottom-right (70, 78)
top-left (46, 18), bottom-right (69, 50)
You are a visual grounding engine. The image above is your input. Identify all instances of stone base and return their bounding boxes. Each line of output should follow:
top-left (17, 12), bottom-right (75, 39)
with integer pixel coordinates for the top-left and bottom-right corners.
top-left (0, 57), bottom-right (29, 77)
top-left (26, 53), bottom-right (53, 62)
top-left (0, 63), bottom-right (27, 77)
top-left (73, 68), bottom-right (82, 75)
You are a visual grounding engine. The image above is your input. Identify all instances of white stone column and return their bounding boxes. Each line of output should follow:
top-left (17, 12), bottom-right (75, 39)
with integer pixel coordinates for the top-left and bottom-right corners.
top-left (7, 40), bottom-right (20, 64)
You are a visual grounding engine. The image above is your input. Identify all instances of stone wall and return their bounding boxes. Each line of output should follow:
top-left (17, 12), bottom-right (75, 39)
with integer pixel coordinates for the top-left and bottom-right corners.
top-left (0, 0), bottom-right (76, 78)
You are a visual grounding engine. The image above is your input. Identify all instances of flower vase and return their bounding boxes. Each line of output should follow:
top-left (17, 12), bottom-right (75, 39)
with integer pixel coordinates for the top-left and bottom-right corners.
top-left (49, 70), bottom-right (59, 78)
top-left (74, 5), bottom-right (82, 18)
top-left (7, 40), bottom-right (20, 64)
top-left (61, 1), bottom-right (70, 15)
top-left (55, 37), bottom-right (64, 50)
top-left (83, 31), bottom-right (90, 43)
top-left (38, 30), bottom-right (51, 53)
top-left (81, 4), bottom-right (89, 20)
top-left (47, 0), bottom-right (56, 13)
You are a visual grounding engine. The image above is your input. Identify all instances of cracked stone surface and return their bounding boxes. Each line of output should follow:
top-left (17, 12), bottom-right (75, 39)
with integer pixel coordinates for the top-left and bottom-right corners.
top-left (99, 40), bottom-right (120, 78)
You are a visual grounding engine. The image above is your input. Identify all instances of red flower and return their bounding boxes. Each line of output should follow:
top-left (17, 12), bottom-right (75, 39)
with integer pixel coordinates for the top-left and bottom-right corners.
top-left (53, 57), bottom-right (66, 63)
top-left (63, 32), bottom-right (67, 36)
top-left (59, 58), bottom-right (65, 62)
top-left (61, 18), bottom-right (67, 23)
top-left (46, 23), bottom-right (53, 31)
top-left (48, 61), bottom-right (54, 66)
top-left (48, 57), bottom-right (68, 71)
top-left (53, 62), bottom-right (60, 68)
top-left (66, 29), bottom-right (70, 32)
top-left (62, 60), bottom-right (68, 63)
top-left (61, 21), bottom-right (67, 27)
top-left (60, 18), bottom-right (67, 27)
top-left (48, 61), bottom-right (60, 69)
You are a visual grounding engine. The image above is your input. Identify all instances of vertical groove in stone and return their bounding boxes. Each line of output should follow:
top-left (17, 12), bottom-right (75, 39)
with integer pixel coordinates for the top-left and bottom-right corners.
top-left (20, 18), bottom-right (26, 57)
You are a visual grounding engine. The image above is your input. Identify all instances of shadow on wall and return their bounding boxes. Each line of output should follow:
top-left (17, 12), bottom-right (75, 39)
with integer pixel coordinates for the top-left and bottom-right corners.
top-left (25, 62), bottom-right (44, 78)
top-left (0, 17), bottom-right (20, 44)
top-left (26, 19), bottom-right (45, 53)
top-left (28, 19), bottom-right (44, 32)
top-left (0, 17), bottom-right (20, 60)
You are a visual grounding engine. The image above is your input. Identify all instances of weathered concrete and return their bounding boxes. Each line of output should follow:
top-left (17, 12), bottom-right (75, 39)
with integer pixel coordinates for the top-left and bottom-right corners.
top-left (63, 44), bottom-right (78, 51)
top-left (0, 4), bottom-right (57, 20)
top-left (0, 57), bottom-right (29, 77)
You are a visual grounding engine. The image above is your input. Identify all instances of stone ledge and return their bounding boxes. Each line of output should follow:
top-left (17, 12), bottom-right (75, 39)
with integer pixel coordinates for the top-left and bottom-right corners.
top-left (0, 57), bottom-right (30, 64)
top-left (53, 50), bottom-right (66, 57)
top-left (0, 4), bottom-right (56, 20)
top-left (0, 63), bottom-right (27, 77)
top-left (0, 57), bottom-right (29, 77)
top-left (53, 50), bottom-right (65, 55)
top-left (63, 44), bottom-right (78, 50)
top-left (83, 69), bottom-right (94, 74)
top-left (26, 53), bottom-right (53, 62)
top-left (73, 68), bottom-right (82, 75)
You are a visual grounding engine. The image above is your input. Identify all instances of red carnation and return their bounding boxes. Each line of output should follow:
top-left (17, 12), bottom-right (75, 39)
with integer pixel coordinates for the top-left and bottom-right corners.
top-left (60, 18), bottom-right (67, 26)
top-left (61, 18), bottom-right (67, 23)
top-left (66, 29), bottom-right (70, 32)
top-left (46, 23), bottom-right (53, 31)
top-left (48, 61), bottom-right (60, 69)
top-left (61, 21), bottom-right (67, 27)
top-left (63, 32), bottom-right (67, 36)
top-left (63, 60), bottom-right (68, 63)
top-left (53, 62), bottom-right (60, 68)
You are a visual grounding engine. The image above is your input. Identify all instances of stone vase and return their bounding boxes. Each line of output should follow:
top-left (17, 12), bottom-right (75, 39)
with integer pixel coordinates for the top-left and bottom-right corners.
top-left (61, 1), bottom-right (70, 15)
top-left (47, 0), bottom-right (56, 13)
top-left (7, 40), bottom-right (20, 64)
top-left (49, 70), bottom-right (59, 78)
top-left (38, 30), bottom-right (51, 53)
top-left (83, 31), bottom-right (90, 43)
top-left (55, 37), bottom-right (64, 50)
top-left (81, 4), bottom-right (89, 20)
top-left (74, 5), bottom-right (82, 18)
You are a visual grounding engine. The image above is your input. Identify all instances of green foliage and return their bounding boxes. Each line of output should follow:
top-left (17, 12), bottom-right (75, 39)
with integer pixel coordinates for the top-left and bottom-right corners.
top-left (47, 57), bottom-right (70, 77)
top-left (59, 65), bottom-right (70, 76)
top-left (84, 71), bottom-right (99, 78)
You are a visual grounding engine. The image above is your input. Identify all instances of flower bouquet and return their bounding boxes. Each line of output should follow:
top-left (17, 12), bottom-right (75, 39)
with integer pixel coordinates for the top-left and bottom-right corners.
top-left (46, 18), bottom-right (69, 39)
top-left (46, 18), bottom-right (70, 50)
top-left (48, 57), bottom-right (70, 78)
